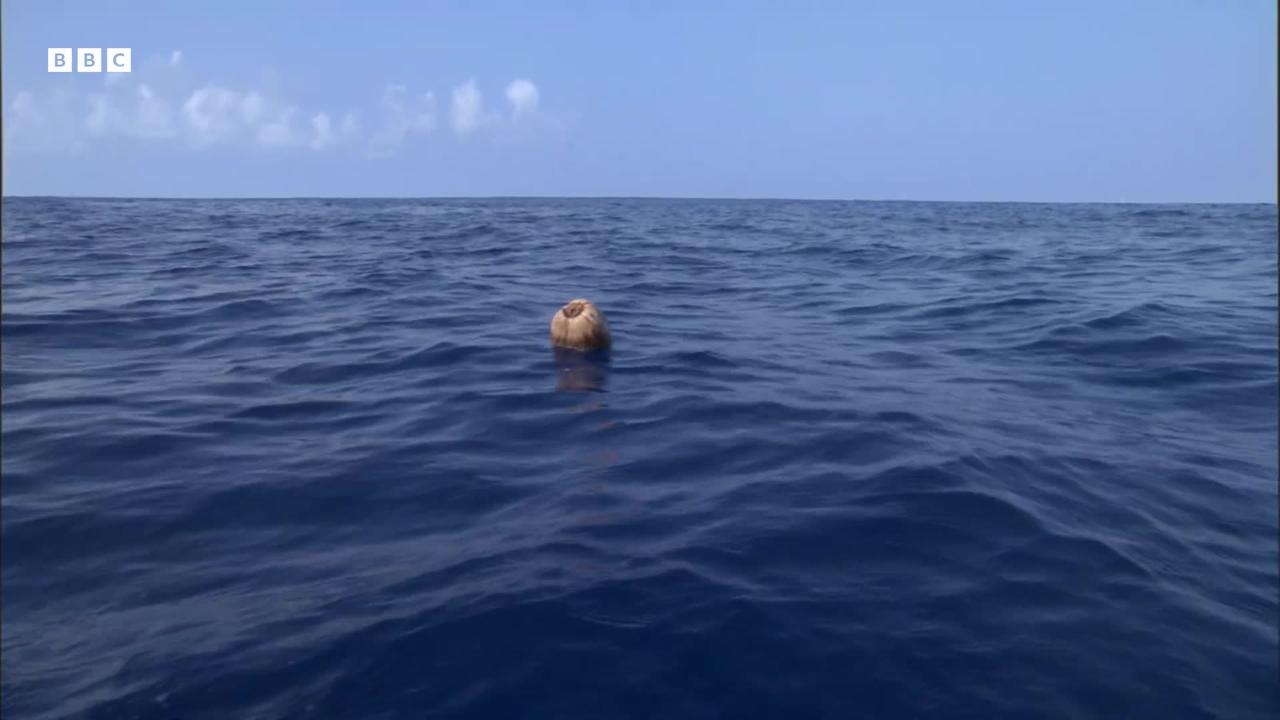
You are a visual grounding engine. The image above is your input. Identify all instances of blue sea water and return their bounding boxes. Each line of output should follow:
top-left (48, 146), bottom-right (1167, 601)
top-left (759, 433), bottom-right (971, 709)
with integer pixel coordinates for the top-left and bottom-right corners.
top-left (1, 197), bottom-right (1276, 719)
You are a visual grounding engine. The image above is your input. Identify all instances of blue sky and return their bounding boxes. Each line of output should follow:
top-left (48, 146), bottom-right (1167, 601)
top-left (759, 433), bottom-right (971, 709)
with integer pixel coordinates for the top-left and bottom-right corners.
top-left (2, 1), bottom-right (1275, 201)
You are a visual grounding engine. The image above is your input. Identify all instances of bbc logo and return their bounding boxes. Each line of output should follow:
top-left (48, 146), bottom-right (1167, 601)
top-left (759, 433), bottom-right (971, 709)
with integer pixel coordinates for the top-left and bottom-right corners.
top-left (48, 48), bottom-right (131, 73)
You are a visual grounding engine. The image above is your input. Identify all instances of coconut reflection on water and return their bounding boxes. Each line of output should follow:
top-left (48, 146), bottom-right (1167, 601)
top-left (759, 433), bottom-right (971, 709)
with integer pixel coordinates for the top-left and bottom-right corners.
top-left (553, 346), bottom-right (610, 393)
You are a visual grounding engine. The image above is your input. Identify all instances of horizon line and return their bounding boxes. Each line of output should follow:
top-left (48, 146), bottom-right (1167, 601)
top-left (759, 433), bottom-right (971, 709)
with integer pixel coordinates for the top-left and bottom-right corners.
top-left (2, 194), bottom-right (1276, 205)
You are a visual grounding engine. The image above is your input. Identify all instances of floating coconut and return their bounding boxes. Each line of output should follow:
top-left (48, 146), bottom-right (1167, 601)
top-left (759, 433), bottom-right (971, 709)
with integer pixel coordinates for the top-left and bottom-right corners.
top-left (549, 299), bottom-right (612, 350)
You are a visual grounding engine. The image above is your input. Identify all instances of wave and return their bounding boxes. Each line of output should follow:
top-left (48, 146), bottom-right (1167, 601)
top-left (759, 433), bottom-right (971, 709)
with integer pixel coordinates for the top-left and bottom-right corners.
top-left (2, 197), bottom-right (1276, 719)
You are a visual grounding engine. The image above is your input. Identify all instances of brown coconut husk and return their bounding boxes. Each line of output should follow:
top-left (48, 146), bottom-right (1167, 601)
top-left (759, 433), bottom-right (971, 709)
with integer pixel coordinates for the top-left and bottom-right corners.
top-left (549, 299), bottom-right (612, 350)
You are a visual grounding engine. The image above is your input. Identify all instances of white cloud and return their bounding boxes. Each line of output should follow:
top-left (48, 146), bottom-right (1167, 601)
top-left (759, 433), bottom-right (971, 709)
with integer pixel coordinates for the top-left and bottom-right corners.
top-left (311, 110), bottom-right (362, 151)
top-left (505, 79), bottom-right (539, 118)
top-left (256, 107), bottom-right (299, 148)
top-left (136, 85), bottom-right (174, 138)
top-left (85, 95), bottom-right (119, 136)
top-left (311, 112), bottom-right (335, 150)
top-left (340, 111), bottom-right (360, 136)
top-left (12, 91), bottom-right (34, 117)
top-left (450, 79), bottom-right (484, 136)
top-left (179, 85), bottom-right (303, 149)
top-left (181, 86), bottom-right (242, 145)
top-left (6, 88), bottom-right (85, 154)
top-left (6, 90), bottom-right (38, 148)
top-left (4, 55), bottom-right (557, 156)
top-left (239, 92), bottom-right (266, 125)
top-left (86, 84), bottom-right (175, 140)
top-left (369, 84), bottom-right (435, 155)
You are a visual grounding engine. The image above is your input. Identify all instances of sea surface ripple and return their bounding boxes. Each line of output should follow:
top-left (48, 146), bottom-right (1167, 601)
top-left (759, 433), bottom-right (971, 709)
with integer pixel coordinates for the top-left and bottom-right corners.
top-left (2, 198), bottom-right (1277, 718)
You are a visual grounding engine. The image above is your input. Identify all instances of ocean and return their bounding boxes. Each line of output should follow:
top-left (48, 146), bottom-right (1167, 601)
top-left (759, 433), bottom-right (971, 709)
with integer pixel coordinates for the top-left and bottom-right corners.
top-left (2, 197), bottom-right (1276, 719)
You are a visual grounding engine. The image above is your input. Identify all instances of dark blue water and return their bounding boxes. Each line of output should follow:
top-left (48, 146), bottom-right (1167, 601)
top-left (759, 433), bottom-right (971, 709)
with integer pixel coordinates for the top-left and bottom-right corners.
top-left (3, 197), bottom-right (1276, 719)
